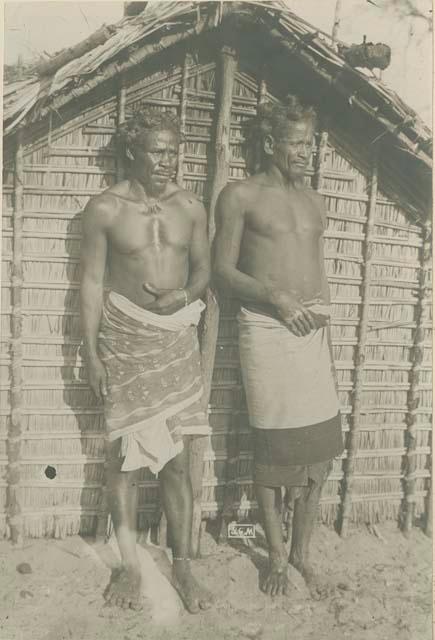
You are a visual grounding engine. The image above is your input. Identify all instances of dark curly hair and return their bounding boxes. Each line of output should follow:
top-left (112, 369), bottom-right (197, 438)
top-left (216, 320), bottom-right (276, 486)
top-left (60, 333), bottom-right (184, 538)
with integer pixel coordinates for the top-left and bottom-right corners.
top-left (117, 105), bottom-right (183, 154)
top-left (244, 95), bottom-right (317, 175)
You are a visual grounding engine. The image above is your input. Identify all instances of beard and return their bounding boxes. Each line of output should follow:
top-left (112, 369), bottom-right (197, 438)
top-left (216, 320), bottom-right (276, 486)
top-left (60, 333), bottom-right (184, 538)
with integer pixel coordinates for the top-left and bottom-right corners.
top-left (144, 173), bottom-right (171, 197)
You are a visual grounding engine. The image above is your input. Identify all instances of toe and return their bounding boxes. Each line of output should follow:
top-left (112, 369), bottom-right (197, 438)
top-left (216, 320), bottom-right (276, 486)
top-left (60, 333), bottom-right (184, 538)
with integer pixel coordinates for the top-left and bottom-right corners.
top-left (311, 587), bottom-right (322, 601)
top-left (186, 599), bottom-right (201, 614)
top-left (130, 598), bottom-right (143, 611)
top-left (199, 598), bottom-right (213, 610)
top-left (107, 593), bottom-right (117, 607)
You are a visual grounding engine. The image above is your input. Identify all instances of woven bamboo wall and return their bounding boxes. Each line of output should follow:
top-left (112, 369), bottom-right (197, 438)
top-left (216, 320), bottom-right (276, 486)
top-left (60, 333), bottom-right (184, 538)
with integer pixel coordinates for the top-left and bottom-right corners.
top-left (1, 44), bottom-right (431, 538)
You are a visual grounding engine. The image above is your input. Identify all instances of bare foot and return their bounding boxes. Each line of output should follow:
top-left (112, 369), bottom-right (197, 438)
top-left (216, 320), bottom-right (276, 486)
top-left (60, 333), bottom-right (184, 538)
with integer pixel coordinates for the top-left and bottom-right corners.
top-left (289, 554), bottom-right (335, 600)
top-left (103, 566), bottom-right (143, 611)
top-left (172, 559), bottom-right (214, 614)
top-left (262, 550), bottom-right (290, 597)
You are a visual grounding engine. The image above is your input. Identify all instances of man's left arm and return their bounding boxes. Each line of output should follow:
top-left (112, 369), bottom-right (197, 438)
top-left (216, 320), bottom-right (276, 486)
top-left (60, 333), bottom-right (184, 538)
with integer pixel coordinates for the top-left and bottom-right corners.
top-left (185, 200), bottom-right (211, 303)
top-left (143, 200), bottom-right (210, 313)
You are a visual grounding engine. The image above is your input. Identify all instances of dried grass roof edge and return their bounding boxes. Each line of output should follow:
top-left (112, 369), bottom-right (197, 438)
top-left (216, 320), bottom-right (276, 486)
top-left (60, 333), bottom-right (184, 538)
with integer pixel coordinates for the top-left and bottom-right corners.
top-left (3, 0), bottom-right (432, 169)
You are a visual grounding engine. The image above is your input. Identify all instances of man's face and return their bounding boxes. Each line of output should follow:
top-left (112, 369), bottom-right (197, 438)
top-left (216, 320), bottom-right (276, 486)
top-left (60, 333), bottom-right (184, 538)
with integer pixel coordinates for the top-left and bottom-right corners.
top-left (267, 120), bottom-right (314, 180)
top-left (132, 129), bottom-right (178, 194)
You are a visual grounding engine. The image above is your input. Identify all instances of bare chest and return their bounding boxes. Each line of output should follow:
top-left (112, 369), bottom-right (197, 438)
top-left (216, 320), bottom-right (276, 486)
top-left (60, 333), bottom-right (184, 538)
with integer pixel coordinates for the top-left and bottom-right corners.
top-left (246, 190), bottom-right (323, 240)
top-left (109, 204), bottom-right (192, 255)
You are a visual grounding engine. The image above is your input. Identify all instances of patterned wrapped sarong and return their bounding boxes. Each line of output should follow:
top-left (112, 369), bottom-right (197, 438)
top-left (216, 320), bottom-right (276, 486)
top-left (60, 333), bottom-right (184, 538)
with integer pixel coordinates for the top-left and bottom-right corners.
top-left (99, 292), bottom-right (210, 473)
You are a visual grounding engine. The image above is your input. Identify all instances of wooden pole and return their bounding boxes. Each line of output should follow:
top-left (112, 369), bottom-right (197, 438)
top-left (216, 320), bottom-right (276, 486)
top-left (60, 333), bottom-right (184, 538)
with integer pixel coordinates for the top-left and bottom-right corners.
top-left (190, 44), bottom-right (237, 557)
top-left (403, 218), bottom-right (432, 534)
top-left (176, 52), bottom-right (189, 187)
top-left (424, 476), bottom-right (432, 537)
top-left (340, 148), bottom-right (379, 537)
top-left (116, 78), bottom-right (127, 183)
top-left (158, 53), bottom-right (190, 548)
top-left (257, 73), bottom-right (268, 106)
top-left (332, 0), bottom-right (342, 45)
top-left (314, 129), bottom-right (329, 192)
top-left (218, 67), bottom-right (266, 544)
top-left (7, 126), bottom-right (24, 544)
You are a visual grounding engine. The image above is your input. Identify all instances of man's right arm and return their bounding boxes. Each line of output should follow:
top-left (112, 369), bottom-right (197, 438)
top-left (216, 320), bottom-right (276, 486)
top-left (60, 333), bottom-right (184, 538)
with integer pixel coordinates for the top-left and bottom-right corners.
top-left (80, 198), bottom-right (110, 399)
top-left (213, 185), bottom-right (275, 304)
top-left (213, 184), bottom-right (315, 336)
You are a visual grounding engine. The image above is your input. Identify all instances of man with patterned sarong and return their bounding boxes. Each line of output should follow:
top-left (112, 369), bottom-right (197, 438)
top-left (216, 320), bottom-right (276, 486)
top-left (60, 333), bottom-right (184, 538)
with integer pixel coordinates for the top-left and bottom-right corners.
top-left (214, 96), bottom-right (344, 600)
top-left (80, 107), bottom-right (213, 613)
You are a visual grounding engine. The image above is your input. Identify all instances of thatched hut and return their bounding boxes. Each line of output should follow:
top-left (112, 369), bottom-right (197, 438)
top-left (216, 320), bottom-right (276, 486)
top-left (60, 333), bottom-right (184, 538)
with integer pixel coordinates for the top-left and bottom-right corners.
top-left (2, 1), bottom-right (432, 545)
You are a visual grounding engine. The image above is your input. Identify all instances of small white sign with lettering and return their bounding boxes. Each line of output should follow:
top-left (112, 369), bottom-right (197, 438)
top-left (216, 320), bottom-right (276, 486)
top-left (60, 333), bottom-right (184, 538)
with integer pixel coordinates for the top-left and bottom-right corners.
top-left (227, 523), bottom-right (256, 539)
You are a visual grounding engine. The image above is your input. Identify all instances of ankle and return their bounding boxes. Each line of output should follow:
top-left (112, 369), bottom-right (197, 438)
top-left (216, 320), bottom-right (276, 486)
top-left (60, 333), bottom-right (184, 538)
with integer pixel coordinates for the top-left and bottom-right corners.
top-left (289, 550), bottom-right (310, 568)
top-left (173, 557), bottom-right (191, 571)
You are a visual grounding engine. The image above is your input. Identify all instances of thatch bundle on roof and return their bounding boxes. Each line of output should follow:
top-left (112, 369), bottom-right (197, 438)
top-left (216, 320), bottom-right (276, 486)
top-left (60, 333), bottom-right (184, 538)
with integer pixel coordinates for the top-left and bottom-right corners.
top-left (1, 0), bottom-right (432, 544)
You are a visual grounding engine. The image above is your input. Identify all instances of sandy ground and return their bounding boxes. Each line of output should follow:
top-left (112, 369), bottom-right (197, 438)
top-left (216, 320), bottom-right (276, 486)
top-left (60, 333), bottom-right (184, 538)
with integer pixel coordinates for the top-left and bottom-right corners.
top-left (0, 521), bottom-right (431, 640)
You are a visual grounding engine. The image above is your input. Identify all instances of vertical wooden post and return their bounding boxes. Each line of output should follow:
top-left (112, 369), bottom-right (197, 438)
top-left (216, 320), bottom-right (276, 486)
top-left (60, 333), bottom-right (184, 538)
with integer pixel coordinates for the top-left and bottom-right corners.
top-left (257, 73), bottom-right (267, 106)
top-left (157, 54), bottom-right (190, 548)
top-left (176, 52), bottom-right (189, 187)
top-left (403, 218), bottom-right (432, 534)
top-left (190, 44), bottom-right (237, 557)
top-left (314, 129), bottom-right (329, 192)
top-left (116, 78), bottom-right (127, 183)
top-left (7, 126), bottom-right (24, 544)
top-left (424, 476), bottom-right (432, 537)
top-left (340, 149), bottom-right (378, 537)
top-left (332, 0), bottom-right (342, 44)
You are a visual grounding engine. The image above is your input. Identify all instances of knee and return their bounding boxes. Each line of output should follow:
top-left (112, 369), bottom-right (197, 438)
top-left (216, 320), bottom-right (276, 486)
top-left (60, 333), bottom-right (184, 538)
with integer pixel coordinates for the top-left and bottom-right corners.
top-left (161, 454), bottom-right (189, 482)
top-left (302, 479), bottom-right (323, 501)
top-left (105, 440), bottom-right (126, 477)
top-left (105, 438), bottom-right (121, 462)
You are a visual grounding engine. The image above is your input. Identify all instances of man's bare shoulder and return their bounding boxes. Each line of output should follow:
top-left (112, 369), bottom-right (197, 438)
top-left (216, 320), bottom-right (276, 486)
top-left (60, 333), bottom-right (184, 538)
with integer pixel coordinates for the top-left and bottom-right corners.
top-left (83, 184), bottom-right (127, 228)
top-left (302, 186), bottom-right (327, 226)
top-left (304, 186), bottom-right (326, 210)
top-left (172, 187), bottom-right (206, 221)
top-left (218, 176), bottom-right (263, 213)
top-left (222, 175), bottom-right (263, 197)
top-left (304, 186), bottom-right (324, 203)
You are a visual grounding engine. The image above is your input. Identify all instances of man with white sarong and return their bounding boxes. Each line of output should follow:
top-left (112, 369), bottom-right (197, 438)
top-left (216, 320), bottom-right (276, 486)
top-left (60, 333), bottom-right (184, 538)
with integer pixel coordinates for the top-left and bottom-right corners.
top-left (214, 96), bottom-right (343, 600)
top-left (80, 107), bottom-right (213, 614)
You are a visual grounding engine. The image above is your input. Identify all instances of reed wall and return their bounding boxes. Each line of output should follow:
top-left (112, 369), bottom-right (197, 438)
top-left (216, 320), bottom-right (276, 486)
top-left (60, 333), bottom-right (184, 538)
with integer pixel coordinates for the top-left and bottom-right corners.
top-left (1, 44), bottom-right (431, 538)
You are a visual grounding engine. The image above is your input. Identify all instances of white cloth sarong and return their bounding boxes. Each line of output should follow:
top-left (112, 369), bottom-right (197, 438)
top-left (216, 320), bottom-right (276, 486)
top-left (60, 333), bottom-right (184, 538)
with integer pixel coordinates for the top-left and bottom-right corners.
top-left (237, 304), bottom-right (339, 429)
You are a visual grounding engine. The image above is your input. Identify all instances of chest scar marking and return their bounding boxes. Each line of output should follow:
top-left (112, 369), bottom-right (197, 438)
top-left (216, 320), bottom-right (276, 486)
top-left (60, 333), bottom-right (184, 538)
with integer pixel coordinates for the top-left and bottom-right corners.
top-left (151, 217), bottom-right (161, 251)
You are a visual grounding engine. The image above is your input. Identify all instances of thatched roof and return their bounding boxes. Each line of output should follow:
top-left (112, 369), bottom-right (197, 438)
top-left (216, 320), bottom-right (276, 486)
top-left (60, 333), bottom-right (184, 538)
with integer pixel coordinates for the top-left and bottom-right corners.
top-left (3, 0), bottom-right (432, 170)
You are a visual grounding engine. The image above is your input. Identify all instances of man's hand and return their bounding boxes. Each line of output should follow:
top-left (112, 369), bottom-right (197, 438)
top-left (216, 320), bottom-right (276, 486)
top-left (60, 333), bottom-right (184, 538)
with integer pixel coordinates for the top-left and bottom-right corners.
top-left (142, 283), bottom-right (187, 315)
top-left (87, 356), bottom-right (108, 401)
top-left (270, 290), bottom-right (316, 337)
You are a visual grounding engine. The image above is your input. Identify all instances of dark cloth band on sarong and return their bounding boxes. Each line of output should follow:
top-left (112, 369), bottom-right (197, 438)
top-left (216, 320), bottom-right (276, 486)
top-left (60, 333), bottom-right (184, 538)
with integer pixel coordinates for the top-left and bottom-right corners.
top-left (253, 413), bottom-right (343, 487)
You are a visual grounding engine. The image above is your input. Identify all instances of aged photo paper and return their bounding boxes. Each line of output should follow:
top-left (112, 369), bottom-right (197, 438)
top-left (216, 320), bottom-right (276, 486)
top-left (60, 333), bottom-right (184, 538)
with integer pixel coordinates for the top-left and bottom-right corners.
top-left (1, 1), bottom-right (432, 639)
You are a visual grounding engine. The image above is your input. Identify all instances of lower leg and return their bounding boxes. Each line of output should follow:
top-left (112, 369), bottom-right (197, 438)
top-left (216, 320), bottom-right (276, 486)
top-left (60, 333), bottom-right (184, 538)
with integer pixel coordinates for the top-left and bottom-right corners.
top-left (256, 484), bottom-right (289, 596)
top-left (159, 440), bottom-right (192, 558)
top-left (104, 441), bottom-right (142, 609)
top-left (159, 439), bottom-right (213, 613)
top-left (289, 481), bottom-right (320, 569)
top-left (289, 480), bottom-right (333, 599)
top-left (106, 445), bottom-right (140, 566)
